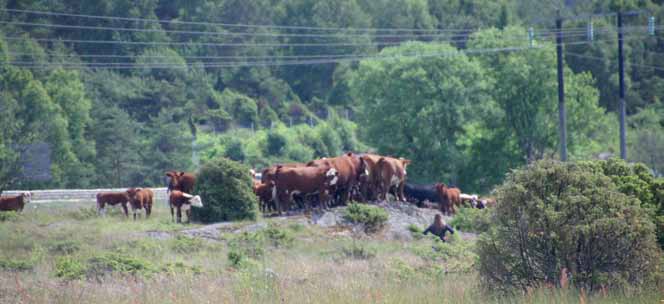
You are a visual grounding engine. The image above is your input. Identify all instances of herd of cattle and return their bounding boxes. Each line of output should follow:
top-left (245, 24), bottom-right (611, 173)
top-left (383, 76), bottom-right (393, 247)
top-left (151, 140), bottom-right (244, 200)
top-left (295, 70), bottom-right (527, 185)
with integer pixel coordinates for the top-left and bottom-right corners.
top-left (0, 153), bottom-right (496, 223)
top-left (252, 152), bottom-right (495, 216)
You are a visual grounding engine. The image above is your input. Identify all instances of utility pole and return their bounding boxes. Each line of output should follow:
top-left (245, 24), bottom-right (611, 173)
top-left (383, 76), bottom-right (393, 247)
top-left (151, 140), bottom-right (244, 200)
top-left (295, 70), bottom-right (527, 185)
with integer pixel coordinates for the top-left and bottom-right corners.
top-left (617, 11), bottom-right (627, 160)
top-left (556, 12), bottom-right (568, 161)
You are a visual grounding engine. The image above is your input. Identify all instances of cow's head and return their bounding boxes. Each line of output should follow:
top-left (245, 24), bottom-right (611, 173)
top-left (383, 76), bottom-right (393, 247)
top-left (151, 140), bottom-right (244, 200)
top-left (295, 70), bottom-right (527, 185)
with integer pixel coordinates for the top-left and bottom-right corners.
top-left (182, 192), bottom-right (204, 208)
top-left (324, 168), bottom-right (339, 187)
top-left (21, 192), bottom-right (32, 204)
top-left (165, 171), bottom-right (185, 191)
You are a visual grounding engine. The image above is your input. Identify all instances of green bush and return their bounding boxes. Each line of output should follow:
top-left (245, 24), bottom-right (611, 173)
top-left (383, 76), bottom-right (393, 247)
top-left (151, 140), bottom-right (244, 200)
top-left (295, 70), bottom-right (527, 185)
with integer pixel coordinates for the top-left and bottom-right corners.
top-left (55, 256), bottom-right (86, 280)
top-left (161, 262), bottom-right (202, 275)
top-left (477, 160), bottom-right (662, 293)
top-left (0, 211), bottom-right (20, 222)
top-left (449, 207), bottom-right (491, 233)
top-left (344, 203), bottom-right (389, 233)
top-left (341, 242), bottom-right (377, 259)
top-left (224, 139), bottom-right (246, 162)
top-left (0, 258), bottom-right (34, 271)
top-left (86, 252), bottom-right (156, 278)
top-left (47, 239), bottom-right (82, 255)
top-left (192, 157), bottom-right (259, 222)
top-left (227, 231), bottom-right (265, 269)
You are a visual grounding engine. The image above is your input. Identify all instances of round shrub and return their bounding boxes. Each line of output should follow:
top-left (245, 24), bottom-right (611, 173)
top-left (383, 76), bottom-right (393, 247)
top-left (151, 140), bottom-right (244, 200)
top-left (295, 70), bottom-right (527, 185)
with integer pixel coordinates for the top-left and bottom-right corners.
top-left (477, 160), bottom-right (662, 293)
top-left (265, 131), bottom-right (287, 156)
top-left (192, 157), bottom-right (258, 222)
top-left (344, 203), bottom-right (389, 233)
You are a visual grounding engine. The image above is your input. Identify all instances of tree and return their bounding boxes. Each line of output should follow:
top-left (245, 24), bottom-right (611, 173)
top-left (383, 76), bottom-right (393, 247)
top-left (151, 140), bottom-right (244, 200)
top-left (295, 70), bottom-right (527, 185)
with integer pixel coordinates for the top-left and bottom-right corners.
top-left (350, 42), bottom-right (493, 184)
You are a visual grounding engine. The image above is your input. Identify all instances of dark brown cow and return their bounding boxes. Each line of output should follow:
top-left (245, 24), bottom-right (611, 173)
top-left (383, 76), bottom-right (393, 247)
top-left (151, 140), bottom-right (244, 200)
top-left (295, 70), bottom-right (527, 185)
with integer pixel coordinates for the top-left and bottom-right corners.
top-left (307, 153), bottom-right (366, 206)
top-left (273, 165), bottom-right (338, 214)
top-left (261, 163), bottom-right (305, 185)
top-left (165, 171), bottom-right (196, 194)
top-left (0, 192), bottom-right (31, 212)
top-left (375, 157), bottom-right (411, 202)
top-left (169, 190), bottom-right (203, 223)
top-left (253, 182), bottom-right (275, 213)
top-left (96, 192), bottom-right (130, 217)
top-left (436, 183), bottom-right (461, 215)
top-left (126, 188), bottom-right (154, 220)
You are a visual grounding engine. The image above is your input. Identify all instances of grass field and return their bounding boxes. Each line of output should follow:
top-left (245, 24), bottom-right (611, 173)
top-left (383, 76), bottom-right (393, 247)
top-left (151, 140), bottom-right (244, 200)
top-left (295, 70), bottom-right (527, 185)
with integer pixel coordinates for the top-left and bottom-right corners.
top-left (0, 201), bottom-right (662, 303)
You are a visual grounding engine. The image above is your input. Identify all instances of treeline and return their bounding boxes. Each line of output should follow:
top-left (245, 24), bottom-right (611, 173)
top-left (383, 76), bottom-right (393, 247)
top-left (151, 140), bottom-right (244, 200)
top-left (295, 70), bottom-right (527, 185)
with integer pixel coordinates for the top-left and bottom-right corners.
top-left (1, 0), bottom-right (663, 193)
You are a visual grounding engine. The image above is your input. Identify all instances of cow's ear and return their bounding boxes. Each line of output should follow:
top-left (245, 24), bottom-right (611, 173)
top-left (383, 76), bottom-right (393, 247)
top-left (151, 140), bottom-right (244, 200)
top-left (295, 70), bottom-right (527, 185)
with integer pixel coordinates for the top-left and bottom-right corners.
top-left (346, 152), bottom-right (353, 157)
top-left (165, 172), bottom-right (173, 177)
top-left (178, 171), bottom-right (185, 176)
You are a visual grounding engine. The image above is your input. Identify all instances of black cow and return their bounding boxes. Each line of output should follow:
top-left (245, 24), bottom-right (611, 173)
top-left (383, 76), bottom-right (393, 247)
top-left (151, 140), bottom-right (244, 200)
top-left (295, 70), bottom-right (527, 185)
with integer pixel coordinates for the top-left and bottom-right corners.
top-left (404, 183), bottom-right (439, 207)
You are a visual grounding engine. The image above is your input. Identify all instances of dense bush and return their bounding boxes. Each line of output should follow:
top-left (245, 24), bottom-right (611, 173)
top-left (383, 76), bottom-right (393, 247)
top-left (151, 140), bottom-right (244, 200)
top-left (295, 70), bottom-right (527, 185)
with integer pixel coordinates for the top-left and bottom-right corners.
top-left (192, 157), bottom-right (258, 223)
top-left (344, 203), bottom-right (389, 233)
top-left (477, 160), bottom-right (662, 293)
top-left (449, 207), bottom-right (491, 233)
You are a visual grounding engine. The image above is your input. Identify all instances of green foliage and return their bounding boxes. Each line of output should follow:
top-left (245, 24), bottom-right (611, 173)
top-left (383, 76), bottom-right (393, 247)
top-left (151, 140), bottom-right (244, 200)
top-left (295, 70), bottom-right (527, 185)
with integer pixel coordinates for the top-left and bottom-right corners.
top-left (55, 255), bottom-right (86, 280)
top-left (0, 258), bottom-right (34, 271)
top-left (477, 160), bottom-right (662, 293)
top-left (262, 224), bottom-right (295, 248)
top-left (265, 131), bottom-right (287, 156)
top-left (87, 252), bottom-right (156, 278)
top-left (343, 203), bottom-right (389, 233)
top-left (170, 235), bottom-right (205, 254)
top-left (0, 211), bottom-right (20, 222)
top-left (47, 239), bottom-right (82, 255)
top-left (192, 157), bottom-right (259, 222)
top-left (449, 207), bottom-right (491, 233)
top-left (161, 261), bottom-right (202, 275)
top-left (341, 242), bottom-right (377, 259)
top-left (224, 139), bottom-right (246, 162)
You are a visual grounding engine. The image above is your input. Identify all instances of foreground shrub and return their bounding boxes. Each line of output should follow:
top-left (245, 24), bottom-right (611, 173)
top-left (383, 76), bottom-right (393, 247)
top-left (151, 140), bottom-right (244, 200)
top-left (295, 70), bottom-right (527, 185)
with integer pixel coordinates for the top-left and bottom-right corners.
top-left (86, 253), bottom-right (156, 279)
top-left (192, 157), bottom-right (258, 222)
top-left (478, 160), bottom-right (662, 293)
top-left (55, 256), bottom-right (86, 280)
top-left (0, 211), bottom-right (20, 222)
top-left (344, 203), bottom-right (389, 233)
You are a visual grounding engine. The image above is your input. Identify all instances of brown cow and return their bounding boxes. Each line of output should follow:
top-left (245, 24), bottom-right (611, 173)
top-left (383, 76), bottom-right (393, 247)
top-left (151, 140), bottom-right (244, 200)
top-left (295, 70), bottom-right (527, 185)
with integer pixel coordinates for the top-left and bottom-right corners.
top-left (375, 157), bottom-right (411, 202)
top-left (436, 183), bottom-right (461, 215)
top-left (0, 192), bottom-right (31, 212)
top-left (165, 171), bottom-right (196, 194)
top-left (359, 153), bottom-right (383, 201)
top-left (169, 190), bottom-right (203, 224)
top-left (96, 192), bottom-right (130, 217)
top-left (273, 165), bottom-right (338, 214)
top-left (307, 153), bottom-right (366, 206)
top-left (126, 188), bottom-right (154, 220)
top-left (254, 182), bottom-right (275, 213)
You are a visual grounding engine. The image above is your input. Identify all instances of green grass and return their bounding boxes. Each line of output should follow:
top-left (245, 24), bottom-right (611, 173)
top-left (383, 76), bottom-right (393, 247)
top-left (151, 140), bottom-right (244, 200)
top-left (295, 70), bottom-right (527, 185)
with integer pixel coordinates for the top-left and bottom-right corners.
top-left (0, 200), bottom-right (662, 303)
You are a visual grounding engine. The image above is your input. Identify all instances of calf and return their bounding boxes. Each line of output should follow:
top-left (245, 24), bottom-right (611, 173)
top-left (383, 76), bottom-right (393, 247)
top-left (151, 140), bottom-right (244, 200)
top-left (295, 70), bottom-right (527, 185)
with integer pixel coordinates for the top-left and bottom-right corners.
top-left (254, 182), bottom-right (275, 214)
top-left (165, 171), bottom-right (196, 194)
top-left (404, 183), bottom-right (439, 207)
top-left (126, 188), bottom-right (154, 220)
top-left (0, 192), bottom-right (32, 212)
top-left (169, 190), bottom-right (203, 224)
top-left (436, 183), bottom-right (461, 215)
top-left (307, 153), bottom-right (366, 206)
top-left (96, 192), bottom-right (130, 217)
top-left (273, 165), bottom-right (338, 214)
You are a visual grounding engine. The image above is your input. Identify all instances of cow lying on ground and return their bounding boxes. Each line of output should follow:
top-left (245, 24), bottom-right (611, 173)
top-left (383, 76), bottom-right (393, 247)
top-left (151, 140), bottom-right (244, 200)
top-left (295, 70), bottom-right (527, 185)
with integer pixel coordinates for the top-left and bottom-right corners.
top-left (404, 183), bottom-right (439, 207)
top-left (96, 192), bottom-right (130, 217)
top-left (169, 190), bottom-right (203, 224)
top-left (273, 165), bottom-right (338, 214)
top-left (0, 192), bottom-right (32, 212)
top-left (165, 171), bottom-right (196, 194)
top-left (459, 193), bottom-right (479, 208)
top-left (126, 188), bottom-right (154, 220)
top-left (436, 183), bottom-right (461, 215)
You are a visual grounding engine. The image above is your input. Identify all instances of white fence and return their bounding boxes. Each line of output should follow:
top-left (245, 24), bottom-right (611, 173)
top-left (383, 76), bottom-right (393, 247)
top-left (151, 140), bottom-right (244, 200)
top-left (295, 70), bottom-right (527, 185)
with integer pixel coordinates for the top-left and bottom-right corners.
top-left (2, 188), bottom-right (169, 203)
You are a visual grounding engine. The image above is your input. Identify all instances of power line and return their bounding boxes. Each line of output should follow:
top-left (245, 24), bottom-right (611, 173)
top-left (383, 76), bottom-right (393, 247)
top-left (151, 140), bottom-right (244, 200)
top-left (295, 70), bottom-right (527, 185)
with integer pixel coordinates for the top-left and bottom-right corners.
top-left (0, 8), bottom-right (487, 33)
top-left (567, 51), bottom-right (664, 72)
top-left (0, 19), bottom-right (607, 40)
top-left (8, 45), bottom-right (539, 70)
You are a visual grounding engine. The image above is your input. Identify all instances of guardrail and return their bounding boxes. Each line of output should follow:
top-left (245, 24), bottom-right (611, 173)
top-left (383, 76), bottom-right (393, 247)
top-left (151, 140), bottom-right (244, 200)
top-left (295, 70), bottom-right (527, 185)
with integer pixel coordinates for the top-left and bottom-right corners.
top-left (2, 188), bottom-right (169, 203)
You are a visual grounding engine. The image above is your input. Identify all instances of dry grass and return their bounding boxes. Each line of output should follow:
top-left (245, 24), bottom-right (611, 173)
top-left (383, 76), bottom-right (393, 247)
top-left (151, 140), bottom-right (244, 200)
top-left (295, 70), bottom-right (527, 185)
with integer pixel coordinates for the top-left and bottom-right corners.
top-left (0, 201), bottom-right (662, 304)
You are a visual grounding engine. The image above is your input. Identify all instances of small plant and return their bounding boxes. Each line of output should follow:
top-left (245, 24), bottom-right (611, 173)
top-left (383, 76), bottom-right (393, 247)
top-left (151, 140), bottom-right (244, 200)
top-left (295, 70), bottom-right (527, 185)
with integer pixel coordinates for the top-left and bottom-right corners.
top-left (47, 239), bottom-right (82, 255)
top-left (0, 211), bottom-right (20, 222)
top-left (341, 242), bottom-right (377, 260)
top-left (170, 235), bottom-right (205, 254)
top-left (161, 261), bottom-right (202, 275)
top-left (55, 256), bottom-right (86, 280)
top-left (407, 224), bottom-right (424, 240)
top-left (0, 258), bottom-right (34, 271)
top-left (344, 203), bottom-right (389, 233)
top-left (66, 207), bottom-right (98, 221)
top-left (262, 225), bottom-right (294, 248)
top-left (86, 252), bottom-right (156, 279)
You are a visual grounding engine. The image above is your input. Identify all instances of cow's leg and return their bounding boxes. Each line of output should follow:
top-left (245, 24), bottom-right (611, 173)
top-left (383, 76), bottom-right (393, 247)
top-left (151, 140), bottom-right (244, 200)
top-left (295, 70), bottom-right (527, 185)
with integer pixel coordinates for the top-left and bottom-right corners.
top-left (176, 207), bottom-right (182, 223)
top-left (185, 209), bottom-right (191, 224)
top-left (398, 182), bottom-right (406, 202)
top-left (146, 204), bottom-right (151, 218)
top-left (121, 203), bottom-right (129, 218)
top-left (171, 206), bottom-right (175, 222)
